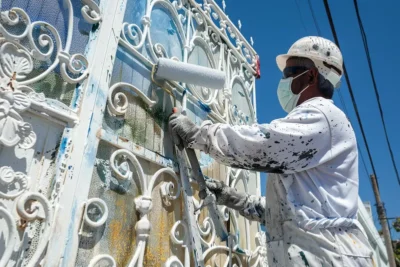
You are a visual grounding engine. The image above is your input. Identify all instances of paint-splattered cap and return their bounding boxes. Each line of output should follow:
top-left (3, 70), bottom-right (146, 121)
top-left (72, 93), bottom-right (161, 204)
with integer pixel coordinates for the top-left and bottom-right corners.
top-left (277, 36), bottom-right (343, 88)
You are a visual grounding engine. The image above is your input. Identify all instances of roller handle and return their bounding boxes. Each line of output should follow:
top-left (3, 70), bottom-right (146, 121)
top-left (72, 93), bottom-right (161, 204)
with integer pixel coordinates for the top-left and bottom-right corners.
top-left (172, 107), bottom-right (209, 194)
top-left (172, 107), bottom-right (228, 241)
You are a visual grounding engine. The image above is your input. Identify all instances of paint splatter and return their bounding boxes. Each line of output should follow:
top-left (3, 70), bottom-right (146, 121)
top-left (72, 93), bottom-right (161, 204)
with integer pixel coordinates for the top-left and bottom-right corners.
top-left (197, 100), bottom-right (211, 113)
top-left (299, 251), bottom-right (310, 267)
top-left (298, 149), bottom-right (317, 161)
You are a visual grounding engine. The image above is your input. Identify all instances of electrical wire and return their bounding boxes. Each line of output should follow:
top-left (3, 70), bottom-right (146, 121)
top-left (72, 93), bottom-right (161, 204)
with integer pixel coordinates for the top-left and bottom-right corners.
top-left (311, 1), bottom-right (400, 237)
top-left (294, 0), bottom-right (308, 34)
top-left (306, 0), bottom-right (373, 184)
top-left (307, 0), bottom-right (322, 36)
top-left (322, 0), bottom-right (380, 186)
top-left (352, 0), bottom-right (400, 186)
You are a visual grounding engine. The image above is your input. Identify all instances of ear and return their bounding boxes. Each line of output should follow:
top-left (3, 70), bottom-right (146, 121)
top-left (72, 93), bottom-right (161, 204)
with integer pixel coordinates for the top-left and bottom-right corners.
top-left (308, 67), bottom-right (319, 86)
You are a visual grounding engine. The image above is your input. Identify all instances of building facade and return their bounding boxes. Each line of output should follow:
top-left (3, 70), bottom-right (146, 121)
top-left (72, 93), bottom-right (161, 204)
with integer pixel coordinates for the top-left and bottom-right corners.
top-left (0, 0), bottom-right (264, 266)
top-left (0, 0), bottom-right (388, 266)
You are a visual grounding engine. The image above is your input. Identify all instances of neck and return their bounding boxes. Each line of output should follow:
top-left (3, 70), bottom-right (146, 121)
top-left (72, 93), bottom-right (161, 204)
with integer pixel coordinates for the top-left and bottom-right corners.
top-left (297, 92), bottom-right (325, 106)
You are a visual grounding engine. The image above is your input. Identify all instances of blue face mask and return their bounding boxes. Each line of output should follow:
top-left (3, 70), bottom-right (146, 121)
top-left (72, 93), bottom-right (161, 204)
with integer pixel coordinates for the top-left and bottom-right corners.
top-left (277, 70), bottom-right (309, 113)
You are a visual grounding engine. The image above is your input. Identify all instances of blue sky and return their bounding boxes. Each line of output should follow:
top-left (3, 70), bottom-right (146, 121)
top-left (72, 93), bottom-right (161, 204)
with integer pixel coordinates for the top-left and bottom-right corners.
top-left (218, 0), bottom-right (400, 238)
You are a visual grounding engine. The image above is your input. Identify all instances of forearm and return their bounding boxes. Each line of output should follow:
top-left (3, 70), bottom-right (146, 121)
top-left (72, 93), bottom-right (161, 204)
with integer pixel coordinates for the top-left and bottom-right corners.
top-left (222, 189), bottom-right (266, 225)
top-left (201, 179), bottom-right (266, 225)
top-left (191, 104), bottom-right (332, 174)
top-left (191, 121), bottom-right (269, 170)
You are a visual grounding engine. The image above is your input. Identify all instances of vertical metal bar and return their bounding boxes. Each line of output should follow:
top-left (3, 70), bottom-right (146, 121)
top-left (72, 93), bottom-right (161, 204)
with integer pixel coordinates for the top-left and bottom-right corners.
top-left (45, 0), bottom-right (128, 265)
top-left (175, 149), bottom-right (205, 267)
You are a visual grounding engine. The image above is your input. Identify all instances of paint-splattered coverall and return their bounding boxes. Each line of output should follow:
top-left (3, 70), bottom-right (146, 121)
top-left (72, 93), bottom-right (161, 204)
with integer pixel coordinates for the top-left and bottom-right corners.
top-left (191, 97), bottom-right (374, 266)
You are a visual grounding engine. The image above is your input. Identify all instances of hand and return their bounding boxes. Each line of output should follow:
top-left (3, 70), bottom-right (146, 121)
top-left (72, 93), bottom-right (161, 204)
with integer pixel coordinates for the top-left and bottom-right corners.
top-left (199, 179), bottom-right (229, 205)
top-left (168, 112), bottom-right (200, 149)
top-left (199, 178), bottom-right (247, 210)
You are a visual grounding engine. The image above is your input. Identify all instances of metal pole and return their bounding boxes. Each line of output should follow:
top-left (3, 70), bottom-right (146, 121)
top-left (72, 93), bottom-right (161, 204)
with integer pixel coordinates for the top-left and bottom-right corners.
top-left (370, 174), bottom-right (396, 267)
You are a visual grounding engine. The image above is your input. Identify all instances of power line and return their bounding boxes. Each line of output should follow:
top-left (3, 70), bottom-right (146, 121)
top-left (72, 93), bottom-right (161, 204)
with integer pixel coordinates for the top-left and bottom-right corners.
top-left (322, 5), bottom-right (399, 263)
top-left (294, 0), bottom-right (308, 34)
top-left (307, 1), bottom-right (351, 121)
top-left (306, 0), bottom-right (350, 119)
top-left (352, 0), bottom-right (400, 186)
top-left (322, 0), bottom-right (379, 186)
top-left (307, 0), bottom-right (322, 36)
top-left (305, 0), bottom-right (373, 183)
top-left (358, 143), bottom-right (371, 180)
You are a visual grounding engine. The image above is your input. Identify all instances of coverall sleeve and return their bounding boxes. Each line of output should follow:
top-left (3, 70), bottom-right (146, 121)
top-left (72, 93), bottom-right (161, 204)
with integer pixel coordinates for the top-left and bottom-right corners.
top-left (191, 104), bottom-right (332, 173)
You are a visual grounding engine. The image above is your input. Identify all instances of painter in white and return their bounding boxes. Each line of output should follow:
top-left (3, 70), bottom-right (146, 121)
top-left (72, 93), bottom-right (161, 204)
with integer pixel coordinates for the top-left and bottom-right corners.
top-left (189, 96), bottom-right (374, 266)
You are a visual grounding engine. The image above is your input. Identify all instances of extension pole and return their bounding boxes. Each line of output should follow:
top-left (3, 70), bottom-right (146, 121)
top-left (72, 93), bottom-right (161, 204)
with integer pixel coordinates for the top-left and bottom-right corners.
top-left (370, 174), bottom-right (396, 267)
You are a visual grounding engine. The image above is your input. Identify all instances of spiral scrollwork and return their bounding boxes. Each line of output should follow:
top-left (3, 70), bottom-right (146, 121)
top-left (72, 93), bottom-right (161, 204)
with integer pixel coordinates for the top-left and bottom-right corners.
top-left (59, 52), bottom-right (89, 84)
top-left (121, 22), bottom-right (144, 48)
top-left (107, 82), bottom-right (157, 117)
top-left (0, 166), bottom-right (30, 199)
top-left (81, 0), bottom-right (102, 24)
top-left (0, 8), bottom-right (31, 40)
top-left (16, 192), bottom-right (53, 267)
top-left (84, 198), bottom-right (109, 228)
top-left (27, 21), bottom-right (61, 62)
top-left (0, 4), bottom-right (90, 89)
top-left (153, 43), bottom-right (169, 59)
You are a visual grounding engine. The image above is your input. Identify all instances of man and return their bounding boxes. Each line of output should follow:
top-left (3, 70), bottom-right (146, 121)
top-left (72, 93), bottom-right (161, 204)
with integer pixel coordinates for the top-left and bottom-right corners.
top-left (169, 36), bottom-right (374, 266)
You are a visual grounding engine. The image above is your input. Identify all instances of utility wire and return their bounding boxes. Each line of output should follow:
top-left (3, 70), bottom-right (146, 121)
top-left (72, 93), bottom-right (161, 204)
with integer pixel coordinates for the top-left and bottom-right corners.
top-left (323, 2), bottom-right (400, 250)
top-left (306, 0), bottom-right (372, 183)
top-left (306, 1), bottom-right (349, 118)
top-left (307, 0), bottom-right (322, 36)
top-left (358, 143), bottom-right (372, 182)
top-left (352, 0), bottom-right (400, 186)
top-left (322, 0), bottom-right (379, 186)
top-left (294, 0), bottom-right (308, 34)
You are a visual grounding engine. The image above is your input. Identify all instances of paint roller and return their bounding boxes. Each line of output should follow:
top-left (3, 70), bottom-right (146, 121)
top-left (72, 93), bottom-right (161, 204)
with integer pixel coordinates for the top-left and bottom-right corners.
top-left (153, 57), bottom-right (226, 90)
top-left (152, 58), bottom-right (229, 242)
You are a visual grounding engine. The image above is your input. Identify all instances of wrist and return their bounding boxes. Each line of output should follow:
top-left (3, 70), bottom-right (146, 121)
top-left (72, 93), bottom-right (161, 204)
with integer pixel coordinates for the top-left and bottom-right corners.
top-left (220, 187), bottom-right (248, 210)
top-left (189, 120), bottom-right (212, 151)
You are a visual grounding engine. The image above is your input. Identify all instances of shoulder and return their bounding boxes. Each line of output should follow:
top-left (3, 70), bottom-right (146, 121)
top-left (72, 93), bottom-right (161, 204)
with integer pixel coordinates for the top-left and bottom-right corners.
top-left (298, 97), bottom-right (344, 118)
top-left (281, 98), bottom-right (331, 124)
top-left (291, 97), bottom-right (349, 124)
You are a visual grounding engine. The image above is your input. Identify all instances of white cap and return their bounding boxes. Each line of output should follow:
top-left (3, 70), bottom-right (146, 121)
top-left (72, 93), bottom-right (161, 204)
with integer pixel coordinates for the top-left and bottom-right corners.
top-left (277, 36), bottom-right (343, 88)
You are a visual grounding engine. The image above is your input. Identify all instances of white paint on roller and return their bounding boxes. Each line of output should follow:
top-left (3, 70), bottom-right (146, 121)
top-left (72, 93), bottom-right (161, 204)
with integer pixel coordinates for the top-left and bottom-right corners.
top-left (155, 58), bottom-right (226, 90)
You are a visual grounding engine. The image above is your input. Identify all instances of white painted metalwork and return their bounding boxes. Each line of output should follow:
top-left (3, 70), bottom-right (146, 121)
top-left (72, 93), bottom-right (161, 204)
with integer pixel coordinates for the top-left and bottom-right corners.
top-left (16, 192), bottom-right (53, 267)
top-left (88, 254), bottom-right (117, 267)
top-left (0, 206), bottom-right (17, 267)
top-left (108, 149), bottom-right (182, 267)
top-left (0, 1), bottom-right (387, 266)
top-left (0, 0), bottom-right (263, 266)
top-left (81, 0), bottom-right (102, 24)
top-left (107, 82), bottom-right (157, 117)
top-left (83, 198), bottom-right (109, 228)
top-left (98, 128), bottom-right (178, 171)
top-left (0, 0), bottom-right (262, 266)
top-left (0, 0), bottom-right (95, 266)
top-left (0, 166), bottom-right (30, 199)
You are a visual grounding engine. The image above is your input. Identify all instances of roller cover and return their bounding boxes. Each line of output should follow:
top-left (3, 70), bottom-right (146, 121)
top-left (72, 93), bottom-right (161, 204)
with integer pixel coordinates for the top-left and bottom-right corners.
top-left (155, 58), bottom-right (225, 89)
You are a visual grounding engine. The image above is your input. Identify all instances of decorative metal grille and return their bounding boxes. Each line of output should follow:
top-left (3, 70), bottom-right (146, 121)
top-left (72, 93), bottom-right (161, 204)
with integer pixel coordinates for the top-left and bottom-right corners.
top-left (0, 0), bottom-right (266, 266)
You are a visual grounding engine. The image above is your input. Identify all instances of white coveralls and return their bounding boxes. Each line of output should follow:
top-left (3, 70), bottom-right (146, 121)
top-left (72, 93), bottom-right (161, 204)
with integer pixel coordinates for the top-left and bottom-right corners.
top-left (192, 97), bottom-right (374, 267)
